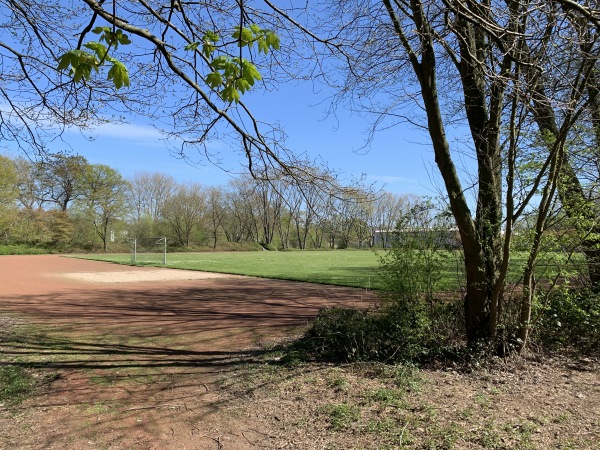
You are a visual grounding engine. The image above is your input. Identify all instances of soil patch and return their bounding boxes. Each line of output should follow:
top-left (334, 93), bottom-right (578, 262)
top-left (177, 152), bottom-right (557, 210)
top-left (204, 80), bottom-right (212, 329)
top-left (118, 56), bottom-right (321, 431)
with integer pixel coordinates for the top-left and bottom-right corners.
top-left (0, 255), bottom-right (374, 449)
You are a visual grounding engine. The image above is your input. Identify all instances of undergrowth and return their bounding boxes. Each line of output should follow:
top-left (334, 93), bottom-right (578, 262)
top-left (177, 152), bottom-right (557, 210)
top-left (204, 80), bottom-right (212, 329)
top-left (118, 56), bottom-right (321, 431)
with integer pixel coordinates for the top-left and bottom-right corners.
top-left (0, 365), bottom-right (35, 405)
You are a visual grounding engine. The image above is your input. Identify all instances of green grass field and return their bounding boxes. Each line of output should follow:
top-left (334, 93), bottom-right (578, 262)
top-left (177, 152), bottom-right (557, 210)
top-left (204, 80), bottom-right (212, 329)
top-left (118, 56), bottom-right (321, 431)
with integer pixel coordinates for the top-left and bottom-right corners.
top-left (77, 250), bottom-right (387, 289)
top-left (76, 249), bottom-right (584, 291)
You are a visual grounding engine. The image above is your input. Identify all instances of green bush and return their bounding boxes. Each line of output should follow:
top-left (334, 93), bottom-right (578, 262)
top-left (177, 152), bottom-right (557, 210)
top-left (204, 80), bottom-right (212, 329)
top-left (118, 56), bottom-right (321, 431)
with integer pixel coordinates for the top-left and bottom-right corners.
top-left (293, 202), bottom-right (465, 363)
top-left (296, 307), bottom-right (376, 361)
top-left (294, 300), bottom-right (460, 362)
top-left (532, 287), bottom-right (600, 353)
top-left (0, 244), bottom-right (49, 255)
top-left (215, 241), bottom-right (264, 252)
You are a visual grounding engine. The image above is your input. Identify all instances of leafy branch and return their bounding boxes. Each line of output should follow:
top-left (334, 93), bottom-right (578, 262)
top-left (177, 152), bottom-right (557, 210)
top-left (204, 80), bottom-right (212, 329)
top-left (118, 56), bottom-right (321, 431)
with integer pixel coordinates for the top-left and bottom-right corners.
top-left (57, 27), bottom-right (131, 89)
top-left (186, 24), bottom-right (280, 103)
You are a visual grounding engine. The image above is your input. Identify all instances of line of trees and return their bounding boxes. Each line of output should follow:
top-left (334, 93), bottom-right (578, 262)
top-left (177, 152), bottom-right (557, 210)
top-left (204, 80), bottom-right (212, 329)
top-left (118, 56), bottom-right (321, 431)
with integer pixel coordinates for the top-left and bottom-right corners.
top-left (0, 153), bottom-right (418, 252)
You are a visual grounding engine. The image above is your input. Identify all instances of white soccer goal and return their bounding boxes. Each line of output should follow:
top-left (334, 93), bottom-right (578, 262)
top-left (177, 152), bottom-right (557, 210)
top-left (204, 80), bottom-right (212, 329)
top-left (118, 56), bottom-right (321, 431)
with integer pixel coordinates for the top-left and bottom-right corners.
top-left (128, 237), bottom-right (167, 265)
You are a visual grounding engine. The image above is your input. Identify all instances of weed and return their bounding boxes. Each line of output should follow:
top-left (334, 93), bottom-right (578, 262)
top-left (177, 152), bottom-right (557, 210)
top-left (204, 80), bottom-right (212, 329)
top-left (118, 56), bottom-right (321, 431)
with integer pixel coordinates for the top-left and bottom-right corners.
top-left (326, 374), bottom-right (348, 391)
top-left (553, 412), bottom-right (571, 423)
top-left (474, 392), bottom-right (491, 408)
top-left (460, 406), bottom-right (474, 419)
top-left (476, 420), bottom-right (501, 448)
top-left (0, 365), bottom-right (34, 405)
top-left (503, 420), bottom-right (537, 448)
top-left (394, 364), bottom-right (423, 393)
top-left (367, 388), bottom-right (406, 408)
top-left (82, 401), bottom-right (119, 415)
top-left (366, 417), bottom-right (397, 433)
top-left (423, 422), bottom-right (461, 449)
top-left (319, 403), bottom-right (360, 431)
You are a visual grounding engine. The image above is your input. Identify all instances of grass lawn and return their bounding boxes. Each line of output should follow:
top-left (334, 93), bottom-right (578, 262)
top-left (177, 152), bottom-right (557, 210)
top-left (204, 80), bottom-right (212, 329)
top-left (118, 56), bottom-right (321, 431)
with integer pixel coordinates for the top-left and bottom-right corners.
top-left (76, 250), bottom-right (387, 290)
top-left (76, 249), bottom-right (584, 291)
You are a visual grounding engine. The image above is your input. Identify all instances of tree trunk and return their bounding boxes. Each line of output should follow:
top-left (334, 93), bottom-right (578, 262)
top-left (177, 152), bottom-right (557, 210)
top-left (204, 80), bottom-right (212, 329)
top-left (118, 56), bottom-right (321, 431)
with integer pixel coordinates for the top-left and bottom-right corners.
top-left (384, 0), bottom-right (509, 346)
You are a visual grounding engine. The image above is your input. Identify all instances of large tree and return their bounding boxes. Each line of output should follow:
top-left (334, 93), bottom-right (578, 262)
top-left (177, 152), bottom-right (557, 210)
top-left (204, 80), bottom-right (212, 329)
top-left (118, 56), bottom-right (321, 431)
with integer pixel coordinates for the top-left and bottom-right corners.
top-left (281, 0), bottom-right (600, 347)
top-left (80, 164), bottom-right (129, 251)
top-left (160, 183), bottom-right (207, 247)
top-left (34, 154), bottom-right (88, 211)
top-left (0, 155), bottom-right (18, 242)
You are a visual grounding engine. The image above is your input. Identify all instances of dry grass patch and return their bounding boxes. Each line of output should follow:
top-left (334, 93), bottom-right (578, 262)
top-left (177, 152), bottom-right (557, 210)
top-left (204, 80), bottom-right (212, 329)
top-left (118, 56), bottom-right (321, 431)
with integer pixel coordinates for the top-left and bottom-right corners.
top-left (218, 355), bottom-right (600, 449)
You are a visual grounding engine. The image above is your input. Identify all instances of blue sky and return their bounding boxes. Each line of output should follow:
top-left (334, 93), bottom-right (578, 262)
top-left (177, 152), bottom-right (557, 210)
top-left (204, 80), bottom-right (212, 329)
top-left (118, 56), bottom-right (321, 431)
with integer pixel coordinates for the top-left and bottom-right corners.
top-left (0, 2), bottom-right (449, 198)
top-left (47, 79), bottom-right (439, 197)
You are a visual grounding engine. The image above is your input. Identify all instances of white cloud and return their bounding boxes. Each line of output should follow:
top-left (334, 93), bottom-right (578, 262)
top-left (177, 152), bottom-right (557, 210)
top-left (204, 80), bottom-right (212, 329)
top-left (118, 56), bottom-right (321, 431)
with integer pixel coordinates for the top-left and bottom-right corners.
top-left (82, 122), bottom-right (165, 142)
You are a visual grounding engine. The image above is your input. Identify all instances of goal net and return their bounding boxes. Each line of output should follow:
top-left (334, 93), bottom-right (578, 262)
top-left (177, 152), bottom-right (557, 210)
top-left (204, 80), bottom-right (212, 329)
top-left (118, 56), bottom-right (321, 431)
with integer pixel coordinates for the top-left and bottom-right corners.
top-left (128, 237), bottom-right (167, 265)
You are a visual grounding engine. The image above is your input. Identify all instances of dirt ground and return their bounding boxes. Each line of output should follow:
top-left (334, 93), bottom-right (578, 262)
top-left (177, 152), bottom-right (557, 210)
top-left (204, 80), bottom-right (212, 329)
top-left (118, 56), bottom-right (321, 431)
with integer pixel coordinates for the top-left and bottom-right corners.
top-left (0, 255), bottom-right (599, 449)
top-left (0, 255), bottom-right (375, 449)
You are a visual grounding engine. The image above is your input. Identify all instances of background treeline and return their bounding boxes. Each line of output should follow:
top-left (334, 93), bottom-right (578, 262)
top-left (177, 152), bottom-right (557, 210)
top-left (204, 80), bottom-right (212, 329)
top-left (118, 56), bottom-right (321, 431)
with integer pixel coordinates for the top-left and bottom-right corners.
top-left (0, 153), bottom-right (418, 253)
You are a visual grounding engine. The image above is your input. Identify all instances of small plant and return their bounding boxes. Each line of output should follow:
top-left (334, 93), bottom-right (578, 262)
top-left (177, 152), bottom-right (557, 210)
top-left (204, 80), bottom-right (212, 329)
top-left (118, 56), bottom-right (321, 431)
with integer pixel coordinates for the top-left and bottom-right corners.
top-left (319, 403), bottom-right (360, 431)
top-left (532, 286), bottom-right (600, 352)
top-left (503, 420), bottom-right (537, 448)
top-left (394, 363), bottom-right (423, 393)
top-left (366, 417), bottom-right (397, 433)
top-left (423, 422), bottom-right (461, 449)
top-left (474, 392), bottom-right (491, 408)
top-left (326, 374), bottom-right (348, 391)
top-left (477, 420), bottom-right (502, 448)
top-left (367, 388), bottom-right (406, 408)
top-left (0, 365), bottom-right (34, 405)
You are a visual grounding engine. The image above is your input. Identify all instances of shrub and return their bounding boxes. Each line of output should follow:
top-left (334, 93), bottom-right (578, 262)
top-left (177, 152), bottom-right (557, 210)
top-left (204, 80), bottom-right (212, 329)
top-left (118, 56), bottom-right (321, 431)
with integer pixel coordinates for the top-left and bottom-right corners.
top-left (0, 244), bottom-right (48, 255)
top-left (295, 300), bottom-right (461, 363)
top-left (532, 287), bottom-right (600, 353)
top-left (293, 201), bottom-right (464, 364)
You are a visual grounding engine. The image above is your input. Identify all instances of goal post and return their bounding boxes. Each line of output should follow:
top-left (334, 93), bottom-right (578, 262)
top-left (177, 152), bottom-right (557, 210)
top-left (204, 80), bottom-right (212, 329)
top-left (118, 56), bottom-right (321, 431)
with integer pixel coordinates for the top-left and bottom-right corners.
top-left (128, 237), bottom-right (167, 265)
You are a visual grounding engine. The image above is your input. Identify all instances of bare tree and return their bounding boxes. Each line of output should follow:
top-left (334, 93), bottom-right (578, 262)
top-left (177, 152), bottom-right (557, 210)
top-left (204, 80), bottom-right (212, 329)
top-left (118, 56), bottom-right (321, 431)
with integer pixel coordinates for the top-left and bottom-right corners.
top-left (160, 183), bottom-right (207, 247)
top-left (80, 164), bottom-right (129, 252)
top-left (367, 192), bottom-right (419, 248)
top-left (128, 171), bottom-right (177, 237)
top-left (206, 186), bottom-right (227, 249)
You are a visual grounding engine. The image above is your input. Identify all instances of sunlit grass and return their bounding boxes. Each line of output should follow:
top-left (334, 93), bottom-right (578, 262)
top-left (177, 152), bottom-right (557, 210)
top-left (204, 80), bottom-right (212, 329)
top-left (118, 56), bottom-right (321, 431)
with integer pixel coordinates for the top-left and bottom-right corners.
top-left (75, 249), bottom-right (585, 291)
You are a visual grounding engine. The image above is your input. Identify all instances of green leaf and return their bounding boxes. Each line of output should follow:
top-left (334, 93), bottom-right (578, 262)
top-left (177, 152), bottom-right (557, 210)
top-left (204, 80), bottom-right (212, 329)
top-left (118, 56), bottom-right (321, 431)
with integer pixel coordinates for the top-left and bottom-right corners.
top-left (221, 85), bottom-right (240, 103)
top-left (241, 60), bottom-right (261, 82)
top-left (205, 71), bottom-right (223, 89)
top-left (107, 60), bottom-right (130, 89)
top-left (84, 41), bottom-right (108, 59)
top-left (92, 26), bottom-right (111, 35)
top-left (235, 78), bottom-right (251, 94)
top-left (57, 51), bottom-right (76, 71)
top-left (258, 40), bottom-right (269, 55)
top-left (266, 32), bottom-right (280, 50)
top-left (234, 26), bottom-right (255, 47)
top-left (115, 30), bottom-right (131, 46)
top-left (185, 41), bottom-right (200, 51)
top-left (73, 63), bottom-right (93, 83)
top-left (203, 30), bottom-right (220, 43)
top-left (210, 55), bottom-right (229, 71)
